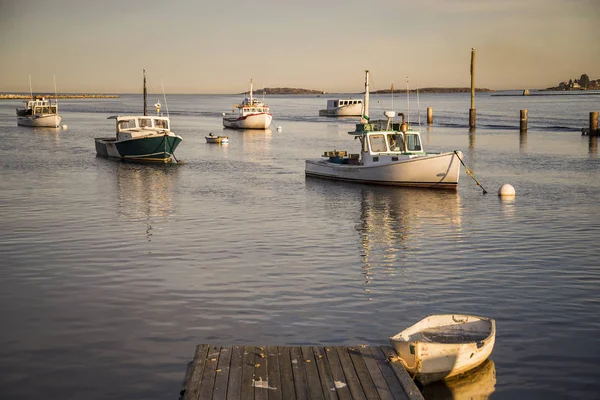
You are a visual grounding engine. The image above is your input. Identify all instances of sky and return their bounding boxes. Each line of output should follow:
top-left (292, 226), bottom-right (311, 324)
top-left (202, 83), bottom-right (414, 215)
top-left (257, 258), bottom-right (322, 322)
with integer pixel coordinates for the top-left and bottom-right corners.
top-left (1, 0), bottom-right (599, 94)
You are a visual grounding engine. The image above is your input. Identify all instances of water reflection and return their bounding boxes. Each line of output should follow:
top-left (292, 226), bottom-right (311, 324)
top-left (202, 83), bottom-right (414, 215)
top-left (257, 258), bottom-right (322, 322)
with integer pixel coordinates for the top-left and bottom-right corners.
top-left (519, 131), bottom-right (527, 153)
top-left (421, 359), bottom-right (496, 400)
top-left (115, 163), bottom-right (180, 239)
top-left (356, 186), bottom-right (462, 293)
top-left (589, 135), bottom-right (597, 158)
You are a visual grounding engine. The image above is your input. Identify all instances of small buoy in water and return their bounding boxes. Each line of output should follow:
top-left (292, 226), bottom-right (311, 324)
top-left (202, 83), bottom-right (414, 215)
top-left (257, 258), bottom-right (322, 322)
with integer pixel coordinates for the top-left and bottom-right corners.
top-left (276, 126), bottom-right (282, 132)
top-left (498, 184), bottom-right (516, 197)
top-left (61, 124), bottom-right (67, 130)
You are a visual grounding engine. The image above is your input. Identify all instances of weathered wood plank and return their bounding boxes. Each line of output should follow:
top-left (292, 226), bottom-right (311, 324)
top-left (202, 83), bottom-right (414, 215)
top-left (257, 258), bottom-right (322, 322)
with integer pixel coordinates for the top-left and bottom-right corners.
top-left (255, 346), bottom-right (269, 400)
top-left (241, 346), bottom-right (257, 400)
top-left (197, 345), bottom-right (221, 400)
top-left (323, 347), bottom-right (353, 400)
top-left (278, 346), bottom-right (296, 400)
top-left (301, 346), bottom-right (325, 400)
top-left (313, 347), bottom-right (338, 400)
top-left (290, 346), bottom-right (309, 400)
top-left (358, 345), bottom-right (394, 400)
top-left (226, 345), bottom-right (245, 400)
top-left (179, 361), bottom-right (194, 400)
top-left (183, 344), bottom-right (210, 400)
top-left (346, 346), bottom-right (379, 400)
top-left (333, 346), bottom-right (367, 400)
top-left (212, 346), bottom-right (233, 400)
top-left (370, 347), bottom-right (409, 400)
top-left (266, 346), bottom-right (282, 400)
top-left (380, 346), bottom-right (424, 400)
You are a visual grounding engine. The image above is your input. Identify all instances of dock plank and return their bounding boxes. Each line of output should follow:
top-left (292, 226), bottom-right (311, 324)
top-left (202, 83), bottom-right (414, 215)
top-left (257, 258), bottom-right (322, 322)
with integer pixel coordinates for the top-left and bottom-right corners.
top-left (290, 346), bottom-right (309, 400)
top-left (301, 346), bottom-right (325, 400)
top-left (323, 346), bottom-right (353, 400)
top-left (380, 346), bottom-right (424, 400)
top-left (198, 345), bottom-right (221, 400)
top-left (255, 346), bottom-right (269, 400)
top-left (241, 346), bottom-right (257, 400)
top-left (278, 346), bottom-right (296, 400)
top-left (358, 345), bottom-right (394, 400)
top-left (346, 346), bottom-right (379, 400)
top-left (212, 346), bottom-right (233, 400)
top-left (313, 347), bottom-right (339, 400)
top-left (334, 346), bottom-right (367, 400)
top-left (266, 346), bottom-right (282, 400)
top-left (183, 344), bottom-right (210, 400)
top-left (370, 346), bottom-right (409, 400)
top-left (226, 345), bottom-right (245, 400)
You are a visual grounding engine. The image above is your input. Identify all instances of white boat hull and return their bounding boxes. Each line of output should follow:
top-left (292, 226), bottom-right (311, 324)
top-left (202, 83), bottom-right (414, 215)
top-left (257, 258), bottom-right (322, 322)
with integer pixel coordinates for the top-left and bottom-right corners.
top-left (305, 151), bottom-right (461, 189)
top-left (17, 114), bottom-right (62, 128)
top-left (319, 106), bottom-right (362, 117)
top-left (389, 314), bottom-right (496, 385)
top-left (223, 113), bottom-right (272, 129)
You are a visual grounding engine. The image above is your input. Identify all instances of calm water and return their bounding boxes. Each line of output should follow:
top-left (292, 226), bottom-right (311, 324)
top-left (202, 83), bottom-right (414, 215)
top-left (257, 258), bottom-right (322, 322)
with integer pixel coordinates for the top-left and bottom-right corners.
top-left (1, 91), bottom-right (599, 399)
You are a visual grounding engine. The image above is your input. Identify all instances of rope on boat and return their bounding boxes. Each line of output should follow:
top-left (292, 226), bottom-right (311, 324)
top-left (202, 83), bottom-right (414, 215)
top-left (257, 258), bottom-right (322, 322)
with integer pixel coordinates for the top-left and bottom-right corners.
top-left (454, 150), bottom-right (488, 194)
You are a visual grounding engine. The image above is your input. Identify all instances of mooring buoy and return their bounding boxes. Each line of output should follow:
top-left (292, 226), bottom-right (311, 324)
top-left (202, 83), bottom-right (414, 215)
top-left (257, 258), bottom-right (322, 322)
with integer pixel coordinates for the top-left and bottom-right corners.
top-left (498, 184), bottom-right (516, 197)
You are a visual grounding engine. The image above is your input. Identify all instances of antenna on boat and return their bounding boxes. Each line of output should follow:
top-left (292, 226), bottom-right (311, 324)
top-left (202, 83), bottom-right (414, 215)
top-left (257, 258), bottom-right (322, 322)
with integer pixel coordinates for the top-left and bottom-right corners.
top-left (143, 69), bottom-right (147, 116)
top-left (363, 70), bottom-right (370, 120)
top-left (391, 82), bottom-right (394, 111)
top-left (28, 75), bottom-right (33, 99)
top-left (416, 85), bottom-right (421, 127)
top-left (250, 79), bottom-right (253, 105)
top-left (161, 78), bottom-right (169, 118)
top-left (406, 76), bottom-right (410, 126)
top-left (53, 75), bottom-right (58, 106)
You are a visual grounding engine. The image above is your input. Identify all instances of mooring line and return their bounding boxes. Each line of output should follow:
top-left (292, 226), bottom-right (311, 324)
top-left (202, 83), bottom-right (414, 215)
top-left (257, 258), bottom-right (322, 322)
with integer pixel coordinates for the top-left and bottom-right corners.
top-left (454, 150), bottom-right (488, 194)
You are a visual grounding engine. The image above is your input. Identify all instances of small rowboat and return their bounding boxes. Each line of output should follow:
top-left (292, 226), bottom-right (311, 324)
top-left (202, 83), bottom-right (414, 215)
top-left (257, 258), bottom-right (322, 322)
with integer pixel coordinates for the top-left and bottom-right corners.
top-left (205, 134), bottom-right (229, 144)
top-left (389, 314), bottom-right (496, 385)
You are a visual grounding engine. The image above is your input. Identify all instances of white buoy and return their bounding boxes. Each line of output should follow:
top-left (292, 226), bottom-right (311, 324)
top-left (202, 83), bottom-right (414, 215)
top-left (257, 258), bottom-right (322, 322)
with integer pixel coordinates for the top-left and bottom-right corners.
top-left (276, 126), bottom-right (283, 132)
top-left (498, 184), bottom-right (516, 197)
top-left (61, 124), bottom-right (67, 130)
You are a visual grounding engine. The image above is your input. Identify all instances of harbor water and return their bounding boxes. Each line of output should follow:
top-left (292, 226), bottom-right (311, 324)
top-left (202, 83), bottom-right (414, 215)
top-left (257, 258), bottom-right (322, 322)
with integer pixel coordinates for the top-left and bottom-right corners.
top-left (1, 91), bottom-right (599, 399)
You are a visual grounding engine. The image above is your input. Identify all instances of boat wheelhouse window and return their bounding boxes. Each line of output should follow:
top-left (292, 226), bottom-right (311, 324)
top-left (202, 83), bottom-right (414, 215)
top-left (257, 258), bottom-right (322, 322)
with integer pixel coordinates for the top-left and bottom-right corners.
top-left (388, 134), bottom-right (404, 151)
top-left (369, 134), bottom-right (387, 153)
top-left (119, 119), bottom-right (136, 129)
top-left (139, 118), bottom-right (152, 128)
top-left (334, 101), bottom-right (338, 107)
top-left (155, 119), bottom-right (168, 129)
top-left (405, 134), bottom-right (422, 151)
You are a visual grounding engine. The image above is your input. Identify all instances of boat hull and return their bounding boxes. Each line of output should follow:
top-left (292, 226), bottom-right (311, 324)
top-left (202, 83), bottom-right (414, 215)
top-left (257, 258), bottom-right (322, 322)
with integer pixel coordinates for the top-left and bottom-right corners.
top-left (389, 314), bottom-right (496, 385)
top-left (223, 113), bottom-right (272, 129)
top-left (206, 136), bottom-right (228, 144)
top-left (17, 114), bottom-right (62, 128)
top-left (319, 107), bottom-right (362, 117)
top-left (95, 134), bottom-right (183, 163)
top-left (305, 151), bottom-right (461, 189)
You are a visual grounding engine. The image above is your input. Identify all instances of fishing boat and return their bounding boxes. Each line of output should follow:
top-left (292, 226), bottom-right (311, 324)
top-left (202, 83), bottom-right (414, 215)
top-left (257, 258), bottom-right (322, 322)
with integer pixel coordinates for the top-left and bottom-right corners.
top-left (222, 79), bottom-right (273, 130)
top-left (16, 97), bottom-right (62, 128)
top-left (318, 98), bottom-right (363, 117)
top-left (389, 314), bottom-right (496, 385)
top-left (305, 70), bottom-right (462, 189)
top-left (205, 133), bottom-right (229, 144)
top-left (94, 70), bottom-right (182, 163)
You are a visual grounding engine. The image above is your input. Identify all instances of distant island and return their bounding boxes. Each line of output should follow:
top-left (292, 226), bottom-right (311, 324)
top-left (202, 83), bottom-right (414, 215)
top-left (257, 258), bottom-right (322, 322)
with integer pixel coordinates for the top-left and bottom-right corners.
top-left (543, 74), bottom-right (599, 91)
top-left (372, 87), bottom-right (493, 94)
top-left (0, 94), bottom-right (120, 99)
top-left (242, 88), bottom-right (325, 95)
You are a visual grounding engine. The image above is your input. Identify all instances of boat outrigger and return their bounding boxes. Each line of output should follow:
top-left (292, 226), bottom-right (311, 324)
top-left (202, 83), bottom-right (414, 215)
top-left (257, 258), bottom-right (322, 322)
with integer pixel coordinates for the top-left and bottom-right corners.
top-left (305, 70), bottom-right (462, 189)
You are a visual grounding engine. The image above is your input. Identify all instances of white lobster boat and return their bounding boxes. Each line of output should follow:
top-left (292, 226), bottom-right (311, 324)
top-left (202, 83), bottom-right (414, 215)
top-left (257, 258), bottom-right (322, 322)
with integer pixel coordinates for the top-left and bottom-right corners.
top-left (305, 70), bottom-right (462, 189)
top-left (16, 97), bottom-right (62, 128)
top-left (389, 314), bottom-right (496, 385)
top-left (319, 98), bottom-right (363, 117)
top-left (222, 79), bottom-right (272, 130)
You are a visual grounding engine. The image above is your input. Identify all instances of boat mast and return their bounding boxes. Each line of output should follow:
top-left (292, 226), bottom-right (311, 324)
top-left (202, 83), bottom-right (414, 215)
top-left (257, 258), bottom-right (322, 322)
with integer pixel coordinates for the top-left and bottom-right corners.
top-left (143, 69), bottom-right (147, 116)
top-left (364, 70), bottom-right (370, 120)
top-left (28, 75), bottom-right (33, 99)
top-left (53, 75), bottom-right (58, 107)
top-left (250, 79), bottom-right (253, 105)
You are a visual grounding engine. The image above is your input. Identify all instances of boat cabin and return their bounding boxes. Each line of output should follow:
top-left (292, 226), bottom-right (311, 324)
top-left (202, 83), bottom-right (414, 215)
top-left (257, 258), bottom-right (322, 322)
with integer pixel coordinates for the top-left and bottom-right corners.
top-left (107, 115), bottom-right (171, 140)
top-left (327, 99), bottom-right (362, 109)
top-left (234, 98), bottom-right (270, 116)
top-left (18, 98), bottom-right (58, 116)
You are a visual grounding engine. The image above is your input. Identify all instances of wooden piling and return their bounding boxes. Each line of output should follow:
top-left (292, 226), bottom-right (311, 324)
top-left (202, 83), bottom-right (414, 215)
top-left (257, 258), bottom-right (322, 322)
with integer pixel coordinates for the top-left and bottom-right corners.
top-left (520, 110), bottom-right (528, 132)
top-left (427, 107), bottom-right (433, 124)
top-left (469, 48), bottom-right (476, 128)
top-left (591, 112), bottom-right (599, 134)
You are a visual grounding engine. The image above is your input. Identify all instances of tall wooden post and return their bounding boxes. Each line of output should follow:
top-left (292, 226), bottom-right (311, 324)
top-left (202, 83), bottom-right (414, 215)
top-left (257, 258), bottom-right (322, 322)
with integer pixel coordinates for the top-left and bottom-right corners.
top-left (520, 110), bottom-right (528, 132)
top-left (427, 107), bottom-right (433, 124)
top-left (591, 112), bottom-right (599, 134)
top-left (469, 48), bottom-right (476, 128)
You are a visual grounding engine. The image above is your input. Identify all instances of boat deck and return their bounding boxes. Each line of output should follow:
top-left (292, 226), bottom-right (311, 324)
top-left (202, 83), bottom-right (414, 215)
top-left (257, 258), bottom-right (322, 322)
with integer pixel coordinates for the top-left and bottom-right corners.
top-left (179, 344), bottom-right (424, 400)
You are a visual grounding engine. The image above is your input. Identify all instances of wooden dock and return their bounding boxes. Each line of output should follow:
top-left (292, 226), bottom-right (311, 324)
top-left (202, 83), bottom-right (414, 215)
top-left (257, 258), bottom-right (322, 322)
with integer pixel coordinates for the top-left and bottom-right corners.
top-left (180, 344), bottom-right (424, 400)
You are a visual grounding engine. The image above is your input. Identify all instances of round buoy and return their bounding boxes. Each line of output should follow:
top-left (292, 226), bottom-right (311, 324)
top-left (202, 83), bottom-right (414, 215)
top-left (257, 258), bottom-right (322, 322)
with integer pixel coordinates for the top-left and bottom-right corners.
top-left (498, 184), bottom-right (516, 197)
top-left (61, 124), bottom-right (68, 130)
top-left (276, 126), bottom-right (283, 132)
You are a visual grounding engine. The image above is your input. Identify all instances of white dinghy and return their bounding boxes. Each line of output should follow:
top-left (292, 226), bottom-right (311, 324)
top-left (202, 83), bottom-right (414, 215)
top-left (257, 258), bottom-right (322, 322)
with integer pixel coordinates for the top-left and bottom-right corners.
top-left (389, 314), bottom-right (496, 385)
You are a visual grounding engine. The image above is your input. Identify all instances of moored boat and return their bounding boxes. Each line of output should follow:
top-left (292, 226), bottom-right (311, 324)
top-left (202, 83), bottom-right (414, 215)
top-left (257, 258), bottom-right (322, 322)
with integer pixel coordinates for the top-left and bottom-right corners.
top-left (94, 70), bottom-right (182, 163)
top-left (205, 133), bottom-right (229, 144)
top-left (305, 70), bottom-right (462, 189)
top-left (318, 98), bottom-right (363, 117)
top-left (389, 314), bottom-right (496, 385)
top-left (16, 97), bottom-right (62, 128)
top-left (222, 79), bottom-right (273, 130)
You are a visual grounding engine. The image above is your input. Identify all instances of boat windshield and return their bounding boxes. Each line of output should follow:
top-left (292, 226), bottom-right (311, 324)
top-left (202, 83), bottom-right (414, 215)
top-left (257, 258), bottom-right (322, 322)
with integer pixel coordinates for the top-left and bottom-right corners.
top-left (405, 133), bottom-right (422, 152)
top-left (369, 134), bottom-right (387, 153)
top-left (155, 119), bottom-right (169, 129)
top-left (388, 134), bottom-right (404, 152)
top-left (118, 119), bottom-right (137, 129)
top-left (139, 118), bottom-right (152, 128)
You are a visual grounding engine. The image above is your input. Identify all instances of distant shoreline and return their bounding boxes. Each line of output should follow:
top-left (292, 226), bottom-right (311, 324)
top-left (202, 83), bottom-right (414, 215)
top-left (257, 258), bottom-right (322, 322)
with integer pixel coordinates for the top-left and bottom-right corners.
top-left (0, 94), bottom-right (120, 99)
